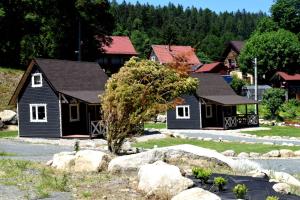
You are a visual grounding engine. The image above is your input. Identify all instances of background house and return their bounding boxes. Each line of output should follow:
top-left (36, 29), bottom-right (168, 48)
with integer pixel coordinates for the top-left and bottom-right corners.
top-left (194, 62), bottom-right (228, 75)
top-left (150, 45), bottom-right (201, 70)
top-left (98, 36), bottom-right (138, 75)
top-left (167, 73), bottom-right (258, 130)
top-left (9, 59), bottom-right (108, 138)
top-left (271, 72), bottom-right (300, 100)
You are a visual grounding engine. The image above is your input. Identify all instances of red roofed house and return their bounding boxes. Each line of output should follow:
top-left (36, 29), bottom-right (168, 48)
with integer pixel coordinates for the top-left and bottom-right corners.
top-left (195, 62), bottom-right (228, 75)
top-left (98, 36), bottom-right (138, 75)
top-left (150, 45), bottom-right (201, 69)
top-left (271, 71), bottom-right (300, 100)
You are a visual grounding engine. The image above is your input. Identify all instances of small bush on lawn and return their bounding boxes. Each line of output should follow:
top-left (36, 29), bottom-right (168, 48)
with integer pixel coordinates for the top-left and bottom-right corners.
top-left (192, 167), bottom-right (212, 183)
top-left (74, 140), bottom-right (80, 152)
top-left (266, 196), bottom-right (279, 200)
top-left (279, 99), bottom-right (300, 121)
top-left (213, 176), bottom-right (227, 191)
top-left (233, 184), bottom-right (248, 199)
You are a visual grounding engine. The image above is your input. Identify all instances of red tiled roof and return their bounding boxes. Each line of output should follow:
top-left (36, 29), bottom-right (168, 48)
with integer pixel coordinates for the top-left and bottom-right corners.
top-left (195, 62), bottom-right (222, 73)
top-left (102, 36), bottom-right (138, 55)
top-left (151, 45), bottom-right (201, 65)
top-left (276, 71), bottom-right (300, 81)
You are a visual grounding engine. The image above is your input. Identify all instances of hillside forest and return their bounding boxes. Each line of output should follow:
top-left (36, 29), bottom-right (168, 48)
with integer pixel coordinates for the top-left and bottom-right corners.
top-left (0, 0), bottom-right (265, 68)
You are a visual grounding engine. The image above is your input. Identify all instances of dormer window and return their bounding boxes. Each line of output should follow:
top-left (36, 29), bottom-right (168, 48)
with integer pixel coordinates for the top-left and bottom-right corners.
top-left (32, 73), bottom-right (42, 87)
top-left (151, 56), bottom-right (156, 61)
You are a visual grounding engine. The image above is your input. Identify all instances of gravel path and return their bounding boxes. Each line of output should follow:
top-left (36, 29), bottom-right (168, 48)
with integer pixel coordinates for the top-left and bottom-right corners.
top-left (0, 139), bottom-right (73, 162)
top-left (169, 129), bottom-right (300, 146)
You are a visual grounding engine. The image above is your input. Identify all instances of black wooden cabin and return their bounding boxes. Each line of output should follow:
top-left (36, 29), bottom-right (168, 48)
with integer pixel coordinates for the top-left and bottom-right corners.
top-left (167, 73), bottom-right (259, 130)
top-left (9, 59), bottom-right (108, 138)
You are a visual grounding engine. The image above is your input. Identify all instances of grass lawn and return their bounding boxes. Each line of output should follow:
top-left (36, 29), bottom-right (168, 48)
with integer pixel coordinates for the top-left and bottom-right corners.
top-left (242, 126), bottom-right (300, 137)
top-left (0, 131), bottom-right (18, 138)
top-left (144, 122), bottom-right (166, 129)
top-left (133, 138), bottom-right (300, 154)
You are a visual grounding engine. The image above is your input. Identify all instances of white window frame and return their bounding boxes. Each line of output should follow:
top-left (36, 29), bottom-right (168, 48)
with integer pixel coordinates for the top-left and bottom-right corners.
top-left (30, 104), bottom-right (47, 122)
top-left (69, 104), bottom-right (80, 122)
top-left (31, 73), bottom-right (43, 87)
top-left (151, 56), bottom-right (156, 61)
top-left (206, 105), bottom-right (213, 118)
top-left (176, 105), bottom-right (190, 119)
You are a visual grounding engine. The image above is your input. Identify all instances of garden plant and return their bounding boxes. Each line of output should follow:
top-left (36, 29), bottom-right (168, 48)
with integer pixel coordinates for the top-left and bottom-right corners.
top-left (233, 184), bottom-right (248, 199)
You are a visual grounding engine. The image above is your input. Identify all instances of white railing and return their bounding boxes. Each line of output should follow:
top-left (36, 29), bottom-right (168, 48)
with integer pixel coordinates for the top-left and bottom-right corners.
top-left (90, 120), bottom-right (107, 138)
top-left (224, 116), bottom-right (238, 129)
top-left (224, 114), bottom-right (259, 129)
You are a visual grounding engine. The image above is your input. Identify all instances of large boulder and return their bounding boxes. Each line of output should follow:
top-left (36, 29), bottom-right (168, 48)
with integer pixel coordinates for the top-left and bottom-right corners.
top-left (138, 161), bottom-right (193, 197)
top-left (221, 150), bottom-right (236, 157)
top-left (51, 150), bottom-right (111, 172)
top-left (279, 149), bottom-right (294, 157)
top-left (262, 150), bottom-right (280, 157)
top-left (171, 188), bottom-right (221, 200)
top-left (263, 170), bottom-right (300, 187)
top-left (51, 151), bottom-right (76, 170)
top-left (0, 110), bottom-right (17, 124)
top-left (272, 183), bottom-right (291, 194)
top-left (108, 144), bottom-right (260, 174)
top-left (73, 150), bottom-right (111, 172)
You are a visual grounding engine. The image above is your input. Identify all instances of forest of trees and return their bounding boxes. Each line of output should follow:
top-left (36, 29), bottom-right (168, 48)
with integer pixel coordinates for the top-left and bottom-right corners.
top-left (0, 0), bottom-right (266, 68)
top-left (110, 1), bottom-right (266, 60)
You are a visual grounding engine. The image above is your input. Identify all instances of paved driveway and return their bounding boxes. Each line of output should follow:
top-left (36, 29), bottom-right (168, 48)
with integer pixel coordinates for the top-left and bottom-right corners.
top-left (0, 139), bottom-right (72, 162)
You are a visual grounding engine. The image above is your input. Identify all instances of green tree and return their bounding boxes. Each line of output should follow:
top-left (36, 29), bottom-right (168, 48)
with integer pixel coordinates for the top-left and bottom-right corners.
top-left (262, 88), bottom-right (286, 119)
top-left (101, 57), bottom-right (198, 153)
top-left (255, 17), bottom-right (279, 33)
top-left (271, 0), bottom-right (300, 34)
top-left (130, 30), bottom-right (151, 58)
top-left (239, 29), bottom-right (300, 81)
top-left (230, 75), bottom-right (247, 95)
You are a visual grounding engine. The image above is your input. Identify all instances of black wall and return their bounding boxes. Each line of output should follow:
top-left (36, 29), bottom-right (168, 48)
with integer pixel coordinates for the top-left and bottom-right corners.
top-left (18, 67), bottom-right (61, 137)
top-left (167, 95), bottom-right (200, 129)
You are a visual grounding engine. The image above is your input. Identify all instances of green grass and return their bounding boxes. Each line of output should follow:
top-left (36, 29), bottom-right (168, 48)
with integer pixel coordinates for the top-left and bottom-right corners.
top-left (133, 138), bottom-right (300, 154)
top-left (0, 67), bottom-right (24, 111)
top-left (242, 126), bottom-right (300, 137)
top-left (144, 122), bottom-right (166, 129)
top-left (0, 151), bottom-right (16, 156)
top-left (0, 131), bottom-right (18, 138)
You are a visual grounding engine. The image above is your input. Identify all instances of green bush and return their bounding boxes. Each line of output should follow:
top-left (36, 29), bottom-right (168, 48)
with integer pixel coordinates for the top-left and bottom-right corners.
top-left (233, 184), bottom-right (248, 199)
top-left (192, 167), bottom-right (212, 183)
top-left (230, 74), bottom-right (247, 95)
top-left (214, 176), bottom-right (227, 191)
top-left (262, 88), bottom-right (286, 120)
top-left (74, 141), bottom-right (80, 152)
top-left (279, 99), bottom-right (300, 121)
top-left (266, 196), bottom-right (279, 200)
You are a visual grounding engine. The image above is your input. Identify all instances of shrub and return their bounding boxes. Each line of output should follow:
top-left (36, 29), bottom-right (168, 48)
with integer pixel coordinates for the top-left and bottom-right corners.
top-left (266, 196), bottom-right (279, 200)
top-left (214, 176), bottom-right (227, 191)
top-left (230, 74), bottom-right (247, 95)
top-left (74, 141), bottom-right (80, 152)
top-left (192, 167), bottom-right (212, 183)
top-left (233, 184), bottom-right (248, 199)
top-left (262, 88), bottom-right (286, 120)
top-left (279, 99), bottom-right (300, 121)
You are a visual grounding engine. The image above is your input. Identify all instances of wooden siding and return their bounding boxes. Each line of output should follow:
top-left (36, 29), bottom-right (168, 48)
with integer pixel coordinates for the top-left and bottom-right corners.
top-left (18, 67), bottom-right (60, 137)
top-left (167, 95), bottom-right (200, 129)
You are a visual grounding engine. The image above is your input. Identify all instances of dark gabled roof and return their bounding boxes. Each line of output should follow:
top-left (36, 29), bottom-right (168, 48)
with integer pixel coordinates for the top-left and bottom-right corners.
top-left (9, 59), bottom-right (108, 105)
top-left (228, 41), bottom-right (244, 53)
top-left (190, 73), bottom-right (257, 105)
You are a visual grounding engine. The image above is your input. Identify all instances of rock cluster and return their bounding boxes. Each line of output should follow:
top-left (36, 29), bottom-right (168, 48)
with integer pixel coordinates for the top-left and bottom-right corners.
top-left (0, 110), bottom-right (17, 125)
top-left (221, 149), bottom-right (299, 158)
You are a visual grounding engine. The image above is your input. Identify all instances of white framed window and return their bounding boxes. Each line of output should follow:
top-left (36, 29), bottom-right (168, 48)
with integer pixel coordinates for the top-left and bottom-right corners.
top-left (176, 105), bottom-right (190, 119)
top-left (30, 104), bottom-right (47, 122)
top-left (31, 73), bottom-right (43, 87)
top-left (69, 104), bottom-right (80, 122)
top-left (151, 56), bottom-right (156, 61)
top-left (206, 105), bottom-right (213, 118)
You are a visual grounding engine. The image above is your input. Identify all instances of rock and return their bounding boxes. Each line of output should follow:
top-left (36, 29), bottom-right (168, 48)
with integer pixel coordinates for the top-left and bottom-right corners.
top-left (156, 114), bottom-right (167, 123)
top-left (263, 142), bottom-right (274, 145)
top-left (294, 150), bottom-right (300, 157)
top-left (249, 152), bottom-right (260, 158)
top-left (51, 151), bottom-right (76, 170)
top-left (221, 150), bottom-right (236, 157)
top-left (121, 141), bottom-right (132, 152)
top-left (73, 150), bottom-right (111, 172)
top-left (279, 149), bottom-right (294, 157)
top-left (203, 138), bottom-right (212, 141)
top-left (237, 152), bottom-right (249, 158)
top-left (138, 161), bottom-right (194, 197)
top-left (248, 170), bottom-right (268, 178)
top-left (0, 120), bottom-right (4, 128)
top-left (263, 170), bottom-right (300, 187)
top-left (272, 183), bottom-right (291, 194)
top-left (171, 188), bottom-right (221, 200)
top-left (46, 160), bottom-right (53, 166)
top-left (0, 110), bottom-right (16, 123)
top-left (264, 150), bottom-right (280, 157)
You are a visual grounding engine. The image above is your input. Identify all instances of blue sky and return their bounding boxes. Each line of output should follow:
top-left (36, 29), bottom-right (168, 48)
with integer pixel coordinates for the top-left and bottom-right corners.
top-left (115, 0), bottom-right (274, 13)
